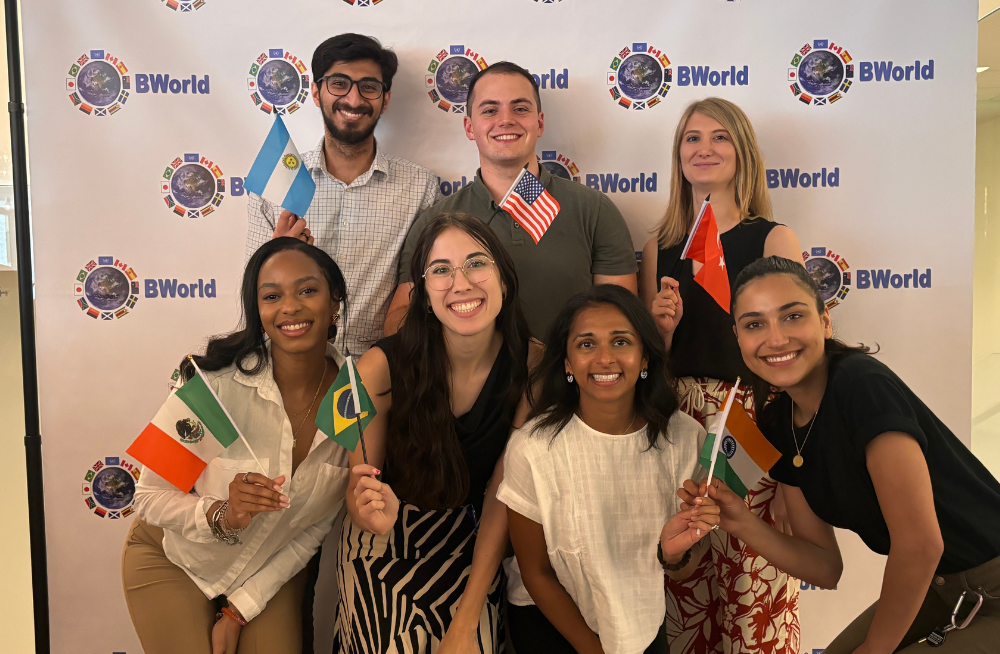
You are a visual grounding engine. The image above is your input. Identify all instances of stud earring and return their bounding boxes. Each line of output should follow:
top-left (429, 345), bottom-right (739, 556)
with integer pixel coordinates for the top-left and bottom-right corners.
top-left (566, 373), bottom-right (574, 383)
top-left (640, 369), bottom-right (648, 379)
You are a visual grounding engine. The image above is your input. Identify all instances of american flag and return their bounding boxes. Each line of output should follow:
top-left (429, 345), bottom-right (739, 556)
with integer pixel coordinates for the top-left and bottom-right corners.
top-left (500, 168), bottom-right (561, 244)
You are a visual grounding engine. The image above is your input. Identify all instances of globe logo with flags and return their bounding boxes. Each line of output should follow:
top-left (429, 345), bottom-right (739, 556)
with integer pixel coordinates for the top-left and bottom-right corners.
top-left (73, 255), bottom-right (139, 321)
top-left (161, 153), bottom-right (226, 219)
top-left (342, 0), bottom-right (386, 5)
top-left (539, 150), bottom-right (581, 183)
top-left (66, 50), bottom-right (130, 117)
top-left (803, 246), bottom-right (851, 309)
top-left (425, 45), bottom-right (488, 114)
top-left (788, 39), bottom-right (854, 106)
top-left (248, 49), bottom-right (310, 115)
top-left (607, 43), bottom-right (671, 111)
top-left (82, 456), bottom-right (141, 519)
top-left (160, 0), bottom-right (207, 11)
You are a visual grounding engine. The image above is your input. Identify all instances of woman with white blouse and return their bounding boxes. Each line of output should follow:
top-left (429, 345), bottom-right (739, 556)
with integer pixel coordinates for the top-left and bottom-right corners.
top-left (123, 238), bottom-right (351, 654)
top-left (499, 284), bottom-right (720, 654)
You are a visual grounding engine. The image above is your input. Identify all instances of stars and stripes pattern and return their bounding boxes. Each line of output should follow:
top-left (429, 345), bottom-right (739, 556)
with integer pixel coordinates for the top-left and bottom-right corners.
top-left (500, 168), bottom-right (560, 244)
top-left (335, 502), bottom-right (504, 653)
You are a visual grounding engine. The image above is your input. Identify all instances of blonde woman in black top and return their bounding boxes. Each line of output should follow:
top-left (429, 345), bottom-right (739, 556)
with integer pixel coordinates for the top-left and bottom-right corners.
top-left (639, 97), bottom-right (804, 654)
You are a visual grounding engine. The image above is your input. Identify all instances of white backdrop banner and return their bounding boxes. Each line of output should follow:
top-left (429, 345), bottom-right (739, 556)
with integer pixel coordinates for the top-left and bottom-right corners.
top-left (20, 1), bottom-right (977, 652)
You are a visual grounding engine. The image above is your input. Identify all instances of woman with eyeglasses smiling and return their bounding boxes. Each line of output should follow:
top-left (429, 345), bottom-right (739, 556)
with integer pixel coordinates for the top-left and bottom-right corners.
top-left (334, 213), bottom-right (537, 654)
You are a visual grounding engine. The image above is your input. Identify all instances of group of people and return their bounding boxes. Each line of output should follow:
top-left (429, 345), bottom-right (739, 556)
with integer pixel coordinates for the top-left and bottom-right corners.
top-left (119, 33), bottom-right (1000, 654)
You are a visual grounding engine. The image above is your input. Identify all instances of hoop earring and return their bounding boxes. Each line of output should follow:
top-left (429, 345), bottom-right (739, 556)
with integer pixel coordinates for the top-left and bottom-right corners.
top-left (640, 369), bottom-right (648, 379)
top-left (566, 373), bottom-right (574, 383)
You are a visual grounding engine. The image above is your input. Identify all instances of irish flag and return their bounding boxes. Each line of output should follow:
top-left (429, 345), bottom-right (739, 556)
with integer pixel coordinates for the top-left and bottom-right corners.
top-left (699, 385), bottom-right (781, 498)
top-left (127, 362), bottom-right (250, 492)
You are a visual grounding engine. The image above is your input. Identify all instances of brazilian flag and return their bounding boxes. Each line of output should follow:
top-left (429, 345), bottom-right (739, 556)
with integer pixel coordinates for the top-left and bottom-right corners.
top-left (316, 357), bottom-right (376, 451)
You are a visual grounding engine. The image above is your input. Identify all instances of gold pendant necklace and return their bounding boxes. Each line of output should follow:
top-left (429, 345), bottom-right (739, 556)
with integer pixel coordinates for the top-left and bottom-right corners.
top-left (790, 400), bottom-right (819, 468)
top-left (291, 358), bottom-right (328, 447)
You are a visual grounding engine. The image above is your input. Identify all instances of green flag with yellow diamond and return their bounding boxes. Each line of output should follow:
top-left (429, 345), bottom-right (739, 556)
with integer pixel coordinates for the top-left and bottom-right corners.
top-left (316, 356), bottom-right (376, 451)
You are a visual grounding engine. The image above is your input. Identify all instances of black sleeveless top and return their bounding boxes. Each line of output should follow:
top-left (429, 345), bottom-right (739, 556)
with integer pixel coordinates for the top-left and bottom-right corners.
top-left (656, 218), bottom-right (779, 381)
top-left (375, 334), bottom-right (517, 517)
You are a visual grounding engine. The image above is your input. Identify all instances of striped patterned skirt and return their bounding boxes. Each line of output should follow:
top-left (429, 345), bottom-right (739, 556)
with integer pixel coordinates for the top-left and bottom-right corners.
top-left (334, 502), bottom-right (504, 654)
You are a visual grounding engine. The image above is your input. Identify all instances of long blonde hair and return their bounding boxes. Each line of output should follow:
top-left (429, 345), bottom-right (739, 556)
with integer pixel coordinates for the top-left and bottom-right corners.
top-left (655, 98), bottom-right (773, 248)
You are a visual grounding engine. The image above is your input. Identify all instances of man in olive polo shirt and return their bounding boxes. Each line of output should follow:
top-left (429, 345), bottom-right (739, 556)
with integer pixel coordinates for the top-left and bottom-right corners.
top-left (384, 61), bottom-right (637, 340)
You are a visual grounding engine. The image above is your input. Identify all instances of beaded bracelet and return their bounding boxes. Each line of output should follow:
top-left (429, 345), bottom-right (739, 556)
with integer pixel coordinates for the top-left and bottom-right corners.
top-left (221, 606), bottom-right (247, 626)
top-left (657, 542), bottom-right (692, 571)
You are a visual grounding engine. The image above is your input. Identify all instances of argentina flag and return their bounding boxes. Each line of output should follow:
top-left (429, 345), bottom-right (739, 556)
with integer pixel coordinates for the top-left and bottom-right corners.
top-left (244, 114), bottom-right (316, 217)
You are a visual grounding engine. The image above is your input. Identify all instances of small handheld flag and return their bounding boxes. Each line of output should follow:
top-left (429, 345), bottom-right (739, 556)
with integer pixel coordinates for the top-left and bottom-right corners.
top-left (499, 167), bottom-right (561, 243)
top-left (681, 196), bottom-right (731, 312)
top-left (244, 114), bottom-right (316, 217)
top-left (700, 382), bottom-right (782, 499)
top-left (316, 356), bottom-right (376, 453)
top-left (127, 358), bottom-right (264, 492)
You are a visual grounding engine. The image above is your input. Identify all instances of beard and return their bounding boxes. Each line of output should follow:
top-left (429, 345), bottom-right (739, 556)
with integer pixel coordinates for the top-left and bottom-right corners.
top-left (322, 98), bottom-right (380, 145)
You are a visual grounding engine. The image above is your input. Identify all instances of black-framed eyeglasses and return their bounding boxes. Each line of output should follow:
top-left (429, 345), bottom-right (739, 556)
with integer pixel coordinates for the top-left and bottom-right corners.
top-left (422, 256), bottom-right (495, 291)
top-left (317, 74), bottom-right (386, 100)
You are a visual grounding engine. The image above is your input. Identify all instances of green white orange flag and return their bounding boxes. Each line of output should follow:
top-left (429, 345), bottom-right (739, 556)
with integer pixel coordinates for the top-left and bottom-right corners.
top-left (698, 383), bottom-right (781, 499)
top-left (315, 356), bottom-right (376, 452)
top-left (127, 359), bottom-right (262, 492)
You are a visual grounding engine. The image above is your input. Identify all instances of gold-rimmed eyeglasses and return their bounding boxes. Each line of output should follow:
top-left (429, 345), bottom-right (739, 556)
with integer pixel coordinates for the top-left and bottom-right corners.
top-left (422, 256), bottom-right (495, 291)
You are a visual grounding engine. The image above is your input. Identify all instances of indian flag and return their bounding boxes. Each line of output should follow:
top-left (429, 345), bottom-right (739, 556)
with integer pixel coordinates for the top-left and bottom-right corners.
top-left (127, 363), bottom-right (248, 492)
top-left (699, 391), bottom-right (781, 499)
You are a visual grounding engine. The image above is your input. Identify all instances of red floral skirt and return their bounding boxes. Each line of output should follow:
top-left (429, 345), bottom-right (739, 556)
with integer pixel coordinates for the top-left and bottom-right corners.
top-left (665, 377), bottom-right (800, 654)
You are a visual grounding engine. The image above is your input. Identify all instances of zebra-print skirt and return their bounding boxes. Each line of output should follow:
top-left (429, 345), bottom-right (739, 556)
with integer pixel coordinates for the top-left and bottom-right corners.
top-left (334, 502), bottom-right (505, 654)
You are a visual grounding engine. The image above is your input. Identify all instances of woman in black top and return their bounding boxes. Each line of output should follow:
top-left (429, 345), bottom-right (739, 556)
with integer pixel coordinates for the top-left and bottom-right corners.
top-left (683, 256), bottom-right (1000, 652)
top-left (639, 97), bottom-right (804, 653)
top-left (336, 213), bottom-right (533, 654)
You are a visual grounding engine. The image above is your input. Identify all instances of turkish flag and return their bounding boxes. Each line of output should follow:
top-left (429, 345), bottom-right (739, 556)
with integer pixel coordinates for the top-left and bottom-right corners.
top-left (684, 203), bottom-right (731, 312)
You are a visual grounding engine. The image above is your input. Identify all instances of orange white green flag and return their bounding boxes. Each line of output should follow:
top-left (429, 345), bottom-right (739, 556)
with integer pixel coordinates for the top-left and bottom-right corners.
top-left (126, 358), bottom-right (263, 492)
top-left (698, 381), bottom-right (781, 498)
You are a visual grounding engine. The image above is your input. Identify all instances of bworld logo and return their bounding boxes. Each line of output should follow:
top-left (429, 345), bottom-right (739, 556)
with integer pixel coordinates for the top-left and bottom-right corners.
top-left (248, 49), bottom-right (310, 115)
top-left (607, 43), bottom-right (671, 110)
top-left (161, 0), bottom-right (206, 11)
top-left (161, 153), bottom-right (228, 218)
top-left (789, 39), bottom-right (935, 107)
top-left (803, 247), bottom-right (851, 309)
top-left (766, 167), bottom-right (840, 189)
top-left (526, 68), bottom-right (569, 90)
top-left (67, 50), bottom-right (131, 116)
top-left (585, 171), bottom-right (658, 194)
top-left (676, 65), bottom-right (749, 87)
top-left (425, 45), bottom-right (488, 114)
top-left (342, 0), bottom-right (385, 4)
top-left (135, 73), bottom-right (210, 95)
top-left (82, 456), bottom-right (140, 519)
top-left (74, 256), bottom-right (218, 321)
top-left (540, 150), bottom-right (581, 182)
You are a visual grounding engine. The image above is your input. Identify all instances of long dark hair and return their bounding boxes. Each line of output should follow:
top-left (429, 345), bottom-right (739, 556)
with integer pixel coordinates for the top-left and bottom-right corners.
top-left (386, 213), bottom-right (529, 509)
top-left (180, 238), bottom-right (347, 380)
top-left (731, 255), bottom-right (873, 417)
top-left (528, 284), bottom-right (679, 449)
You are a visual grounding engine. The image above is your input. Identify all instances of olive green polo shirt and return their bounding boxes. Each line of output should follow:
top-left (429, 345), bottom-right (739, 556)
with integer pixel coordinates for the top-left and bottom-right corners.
top-left (397, 166), bottom-right (637, 340)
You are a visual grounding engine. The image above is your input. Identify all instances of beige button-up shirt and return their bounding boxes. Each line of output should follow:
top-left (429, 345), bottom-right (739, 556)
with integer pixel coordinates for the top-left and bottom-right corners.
top-left (132, 344), bottom-right (350, 621)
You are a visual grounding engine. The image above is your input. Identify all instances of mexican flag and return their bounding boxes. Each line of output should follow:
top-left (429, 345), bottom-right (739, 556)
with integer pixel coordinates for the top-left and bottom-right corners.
top-left (699, 395), bottom-right (781, 498)
top-left (127, 368), bottom-right (243, 492)
top-left (316, 356), bottom-right (376, 452)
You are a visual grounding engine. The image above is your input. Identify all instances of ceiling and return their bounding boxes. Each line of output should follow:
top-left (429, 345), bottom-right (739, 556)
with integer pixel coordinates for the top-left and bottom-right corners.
top-left (980, 3), bottom-right (1000, 121)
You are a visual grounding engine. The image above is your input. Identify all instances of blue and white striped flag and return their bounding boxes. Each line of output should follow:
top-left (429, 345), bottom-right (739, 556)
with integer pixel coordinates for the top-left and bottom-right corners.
top-left (244, 114), bottom-right (316, 217)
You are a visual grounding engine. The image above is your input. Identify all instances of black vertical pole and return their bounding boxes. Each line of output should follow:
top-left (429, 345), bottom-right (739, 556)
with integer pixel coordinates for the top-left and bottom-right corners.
top-left (4, 0), bottom-right (50, 651)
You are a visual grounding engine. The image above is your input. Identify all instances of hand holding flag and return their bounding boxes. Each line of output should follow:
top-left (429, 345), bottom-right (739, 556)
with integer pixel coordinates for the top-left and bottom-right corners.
top-left (244, 114), bottom-right (316, 218)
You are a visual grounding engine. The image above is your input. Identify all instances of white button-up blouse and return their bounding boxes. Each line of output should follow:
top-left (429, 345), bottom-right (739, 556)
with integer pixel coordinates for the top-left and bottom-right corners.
top-left (132, 344), bottom-right (351, 621)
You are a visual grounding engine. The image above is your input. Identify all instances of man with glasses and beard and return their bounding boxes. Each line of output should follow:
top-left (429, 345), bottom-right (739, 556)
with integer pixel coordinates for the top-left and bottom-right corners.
top-left (246, 33), bottom-right (439, 356)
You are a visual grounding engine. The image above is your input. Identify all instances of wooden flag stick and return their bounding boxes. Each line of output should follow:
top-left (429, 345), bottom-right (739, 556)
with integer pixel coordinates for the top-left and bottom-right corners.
top-left (704, 377), bottom-right (740, 497)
